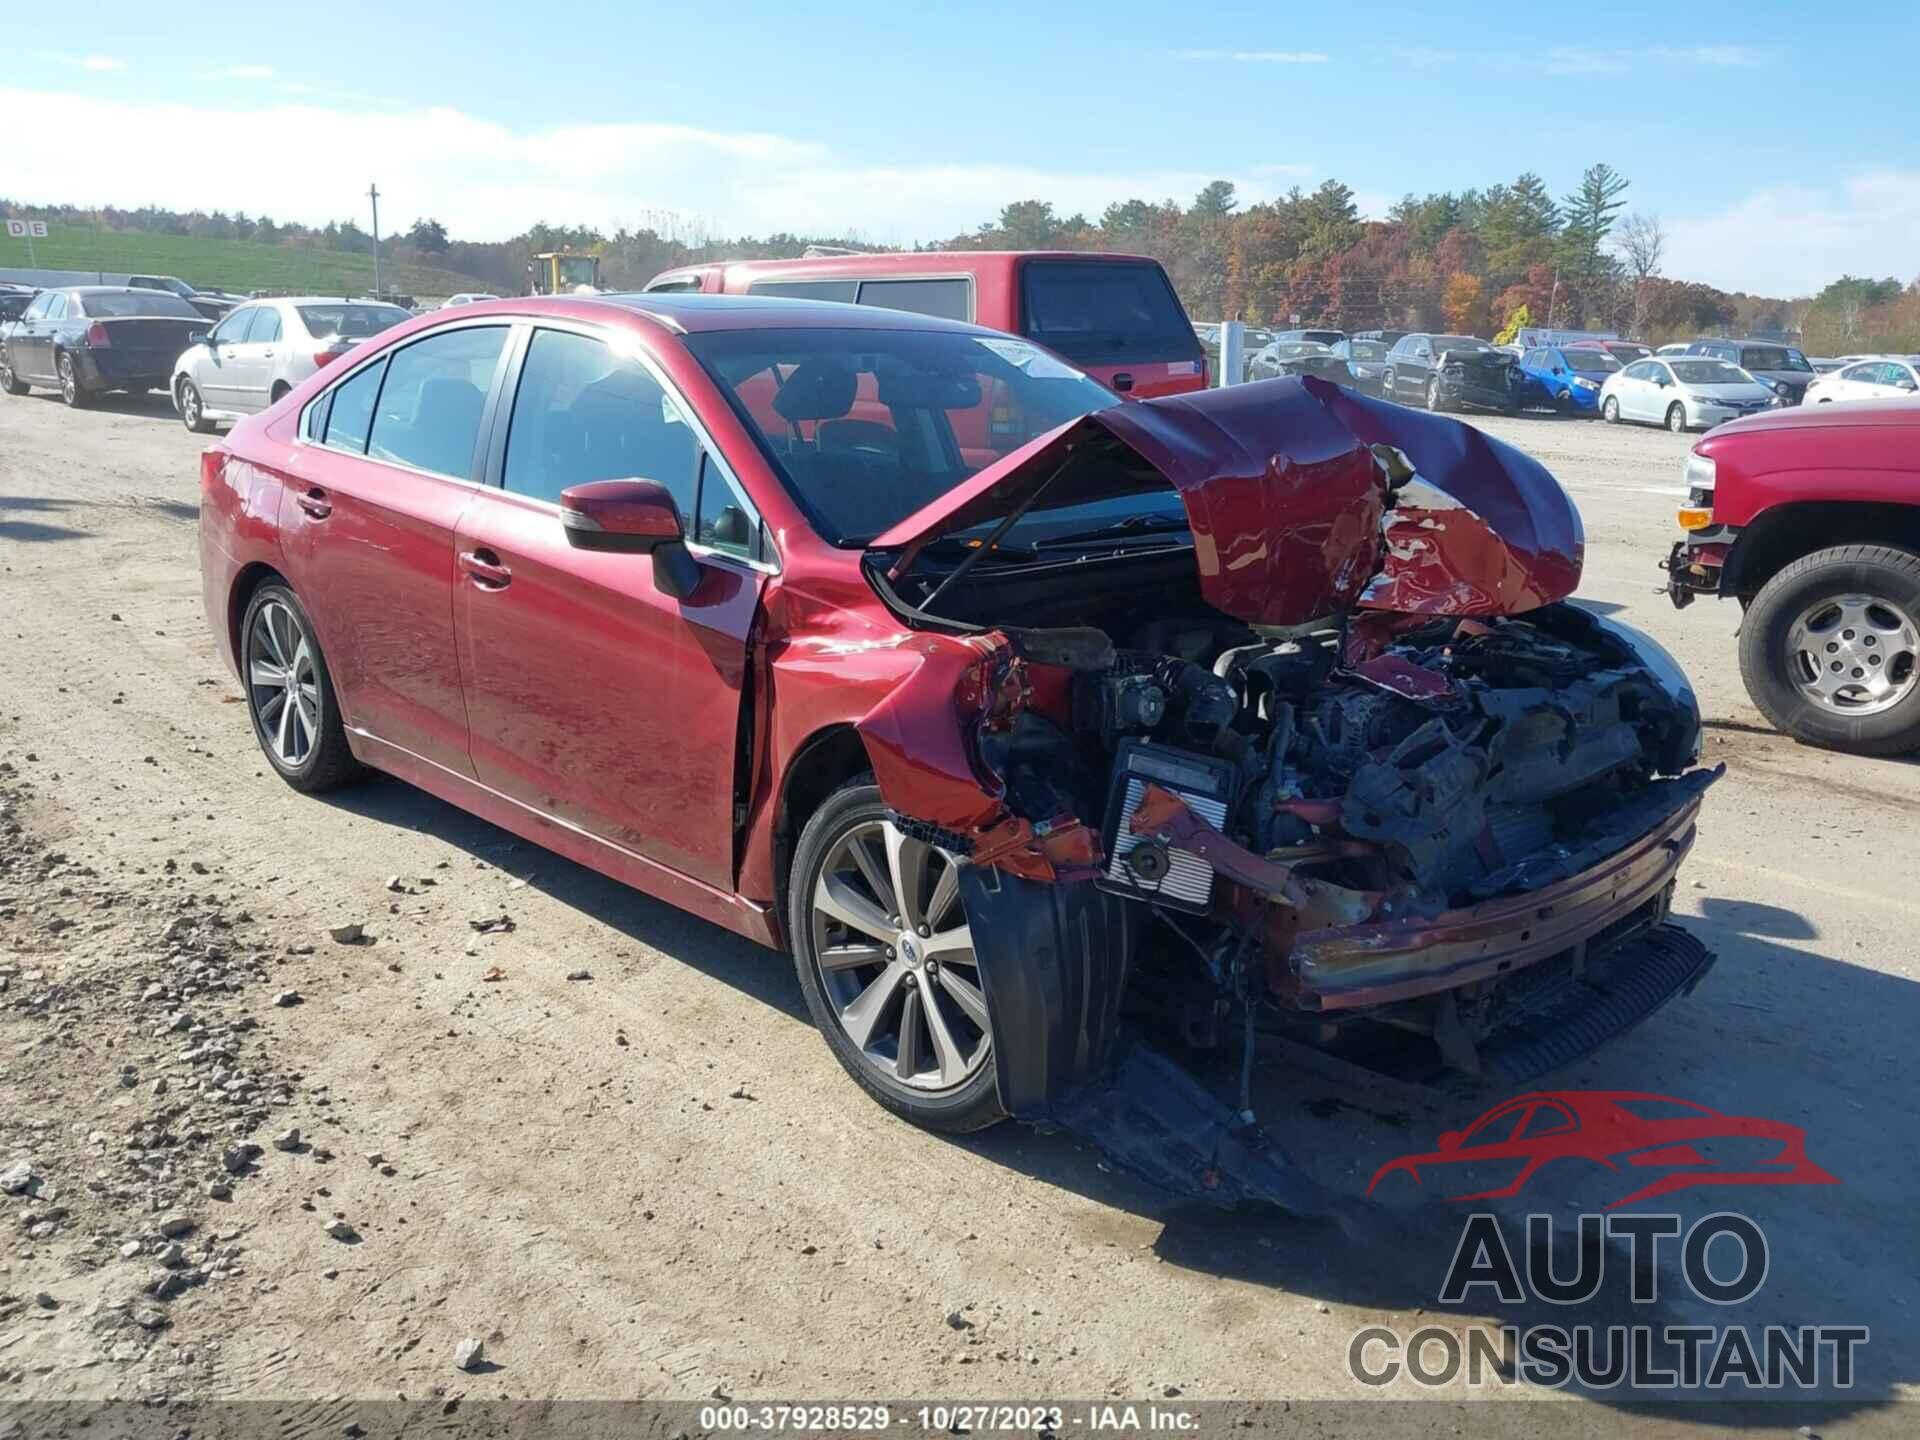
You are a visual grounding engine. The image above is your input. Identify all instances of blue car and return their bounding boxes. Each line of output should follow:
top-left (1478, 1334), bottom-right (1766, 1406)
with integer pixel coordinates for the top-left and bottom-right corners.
top-left (1518, 345), bottom-right (1622, 415)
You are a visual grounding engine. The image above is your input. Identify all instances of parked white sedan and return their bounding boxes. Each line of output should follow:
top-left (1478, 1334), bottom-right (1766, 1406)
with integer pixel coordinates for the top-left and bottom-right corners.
top-left (170, 297), bottom-right (412, 433)
top-left (1805, 356), bottom-right (1920, 405)
top-left (1599, 356), bottom-right (1779, 432)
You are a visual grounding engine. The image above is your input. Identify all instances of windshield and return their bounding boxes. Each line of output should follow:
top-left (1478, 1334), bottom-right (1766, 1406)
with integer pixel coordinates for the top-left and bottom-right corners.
top-left (298, 304), bottom-right (410, 340)
top-left (1349, 340), bottom-right (1388, 360)
top-left (1742, 346), bottom-right (1811, 373)
top-left (1670, 360), bottom-right (1751, 386)
top-left (1607, 343), bottom-right (1652, 361)
top-left (1433, 336), bottom-right (1489, 353)
top-left (79, 291), bottom-right (200, 318)
top-left (1564, 350), bottom-right (1621, 373)
top-left (1276, 342), bottom-right (1333, 358)
top-left (685, 327), bottom-right (1122, 546)
top-left (557, 257), bottom-right (598, 287)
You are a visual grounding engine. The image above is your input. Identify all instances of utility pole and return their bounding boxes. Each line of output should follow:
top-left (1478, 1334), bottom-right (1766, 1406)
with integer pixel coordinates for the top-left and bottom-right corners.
top-left (1546, 267), bottom-right (1561, 331)
top-left (368, 183), bottom-right (382, 300)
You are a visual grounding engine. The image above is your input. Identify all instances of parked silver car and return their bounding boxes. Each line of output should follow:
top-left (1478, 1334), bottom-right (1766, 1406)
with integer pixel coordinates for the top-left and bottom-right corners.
top-left (170, 297), bottom-right (411, 432)
top-left (1598, 356), bottom-right (1779, 431)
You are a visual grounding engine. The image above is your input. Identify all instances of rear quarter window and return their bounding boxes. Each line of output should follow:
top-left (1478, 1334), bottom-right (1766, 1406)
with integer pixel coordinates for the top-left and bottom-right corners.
top-left (855, 278), bottom-right (971, 322)
top-left (1017, 261), bottom-right (1200, 366)
top-left (747, 279), bottom-right (858, 304)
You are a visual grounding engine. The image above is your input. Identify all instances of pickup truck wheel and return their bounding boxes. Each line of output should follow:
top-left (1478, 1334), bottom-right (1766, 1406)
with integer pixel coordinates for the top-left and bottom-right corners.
top-left (789, 781), bottom-right (1003, 1133)
top-left (1740, 545), bottom-right (1920, 755)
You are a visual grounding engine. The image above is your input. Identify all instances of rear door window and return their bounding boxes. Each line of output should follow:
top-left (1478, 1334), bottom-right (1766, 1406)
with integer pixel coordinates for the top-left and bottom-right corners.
top-left (252, 309), bottom-right (282, 344)
top-left (747, 279), bottom-right (859, 304)
top-left (500, 327), bottom-right (700, 516)
top-left (45, 295), bottom-right (67, 322)
top-left (367, 325), bottom-right (508, 480)
top-left (855, 278), bottom-right (971, 322)
top-left (320, 358), bottom-right (386, 455)
top-left (1017, 261), bottom-right (1201, 366)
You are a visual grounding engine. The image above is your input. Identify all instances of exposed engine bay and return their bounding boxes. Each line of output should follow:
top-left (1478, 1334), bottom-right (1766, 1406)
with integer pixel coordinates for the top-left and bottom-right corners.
top-left (850, 377), bottom-right (1721, 1198)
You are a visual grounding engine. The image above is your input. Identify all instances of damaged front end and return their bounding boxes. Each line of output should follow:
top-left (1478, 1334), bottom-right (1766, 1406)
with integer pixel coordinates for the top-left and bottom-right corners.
top-left (853, 377), bottom-right (1721, 1205)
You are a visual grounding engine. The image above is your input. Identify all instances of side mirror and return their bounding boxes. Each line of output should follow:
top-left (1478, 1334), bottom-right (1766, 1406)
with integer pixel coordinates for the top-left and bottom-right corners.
top-left (189, 330), bottom-right (211, 345)
top-left (1898, 378), bottom-right (1918, 392)
top-left (559, 479), bottom-right (701, 598)
top-left (1437, 1130), bottom-right (1463, 1152)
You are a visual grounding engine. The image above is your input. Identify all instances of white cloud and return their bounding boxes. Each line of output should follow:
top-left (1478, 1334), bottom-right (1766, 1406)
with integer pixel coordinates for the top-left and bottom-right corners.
top-left (31, 52), bottom-right (128, 71)
top-left (0, 87), bottom-right (1303, 245)
top-left (1665, 171), bottom-right (1920, 296)
top-left (1171, 48), bottom-right (1330, 63)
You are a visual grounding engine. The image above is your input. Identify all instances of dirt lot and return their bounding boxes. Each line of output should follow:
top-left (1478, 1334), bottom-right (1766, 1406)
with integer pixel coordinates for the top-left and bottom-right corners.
top-left (2, 388), bottom-right (1916, 1430)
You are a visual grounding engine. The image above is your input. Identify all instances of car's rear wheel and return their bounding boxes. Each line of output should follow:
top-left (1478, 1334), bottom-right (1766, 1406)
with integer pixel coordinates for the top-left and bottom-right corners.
top-left (0, 353), bottom-right (26, 396)
top-left (178, 378), bottom-right (214, 433)
top-left (57, 351), bottom-right (90, 408)
top-left (1739, 545), bottom-right (1920, 755)
top-left (1602, 396), bottom-right (1620, 423)
top-left (240, 584), bottom-right (362, 791)
top-left (789, 781), bottom-right (1002, 1133)
top-left (1666, 402), bottom-right (1688, 433)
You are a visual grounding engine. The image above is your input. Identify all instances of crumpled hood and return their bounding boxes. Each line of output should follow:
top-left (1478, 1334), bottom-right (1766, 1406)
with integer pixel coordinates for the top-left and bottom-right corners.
top-left (873, 374), bottom-right (1583, 626)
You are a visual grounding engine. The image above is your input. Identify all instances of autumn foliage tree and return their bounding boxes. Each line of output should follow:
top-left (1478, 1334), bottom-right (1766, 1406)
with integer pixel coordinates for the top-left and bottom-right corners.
top-left (1442, 273), bottom-right (1487, 335)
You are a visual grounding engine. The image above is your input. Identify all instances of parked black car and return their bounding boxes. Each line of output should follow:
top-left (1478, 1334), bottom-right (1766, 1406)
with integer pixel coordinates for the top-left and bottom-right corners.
top-left (0, 286), bottom-right (207, 407)
top-left (1380, 332), bottom-right (1519, 413)
top-left (1273, 326), bottom-right (1346, 348)
top-left (1330, 336), bottom-right (1393, 395)
top-left (1246, 339), bottom-right (1352, 383)
top-left (126, 274), bottom-right (238, 321)
top-left (0, 286), bottom-right (37, 324)
top-left (1680, 338), bottom-right (1816, 405)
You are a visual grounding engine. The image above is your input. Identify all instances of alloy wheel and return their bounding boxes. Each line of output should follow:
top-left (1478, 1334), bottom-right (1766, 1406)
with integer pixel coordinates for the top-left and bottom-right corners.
top-left (1785, 594), bottom-right (1919, 717)
top-left (808, 818), bottom-right (990, 1093)
top-left (58, 354), bottom-right (76, 404)
top-left (181, 382), bottom-right (202, 429)
top-left (246, 599), bottom-right (322, 767)
top-left (1667, 403), bottom-right (1687, 433)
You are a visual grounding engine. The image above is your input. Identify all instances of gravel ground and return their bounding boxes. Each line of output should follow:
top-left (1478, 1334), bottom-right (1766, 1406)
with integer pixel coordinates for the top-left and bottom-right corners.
top-left (1, 388), bottom-right (1915, 1432)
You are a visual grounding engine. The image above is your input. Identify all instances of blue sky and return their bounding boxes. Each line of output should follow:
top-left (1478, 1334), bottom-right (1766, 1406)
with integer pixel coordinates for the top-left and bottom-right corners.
top-left (12, 0), bottom-right (1920, 294)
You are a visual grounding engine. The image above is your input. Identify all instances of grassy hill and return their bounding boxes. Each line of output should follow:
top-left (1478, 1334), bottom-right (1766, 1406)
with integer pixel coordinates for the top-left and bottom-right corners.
top-left (0, 228), bottom-right (496, 299)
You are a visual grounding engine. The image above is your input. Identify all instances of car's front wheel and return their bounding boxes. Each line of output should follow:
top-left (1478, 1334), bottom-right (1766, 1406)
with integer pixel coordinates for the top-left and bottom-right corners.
top-left (1602, 396), bottom-right (1620, 423)
top-left (178, 378), bottom-right (214, 433)
top-left (1666, 402), bottom-right (1689, 433)
top-left (240, 583), bottom-right (362, 791)
top-left (1739, 545), bottom-right (1920, 755)
top-left (789, 781), bottom-right (1002, 1133)
top-left (1426, 376), bottom-right (1447, 412)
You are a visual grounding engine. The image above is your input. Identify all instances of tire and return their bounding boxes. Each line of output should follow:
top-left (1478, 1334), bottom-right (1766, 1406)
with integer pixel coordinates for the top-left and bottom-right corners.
top-left (239, 583), bottom-right (362, 791)
top-left (178, 378), bottom-right (214, 434)
top-left (1738, 545), bottom-right (1920, 756)
top-left (1426, 376), bottom-right (1447, 412)
top-left (1602, 396), bottom-right (1620, 424)
top-left (1380, 369), bottom-right (1394, 400)
top-left (1666, 402), bottom-right (1689, 433)
top-left (788, 780), bottom-right (1003, 1134)
top-left (57, 351), bottom-right (91, 409)
top-left (0, 351), bottom-right (26, 396)
top-left (269, 381), bottom-right (291, 406)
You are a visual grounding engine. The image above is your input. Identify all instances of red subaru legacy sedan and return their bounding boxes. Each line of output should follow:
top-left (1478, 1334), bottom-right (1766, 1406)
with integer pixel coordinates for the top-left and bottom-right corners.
top-left (199, 293), bottom-right (1719, 1160)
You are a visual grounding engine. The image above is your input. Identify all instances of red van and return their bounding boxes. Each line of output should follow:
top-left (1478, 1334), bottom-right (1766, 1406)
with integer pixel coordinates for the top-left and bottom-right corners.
top-left (642, 251), bottom-right (1207, 399)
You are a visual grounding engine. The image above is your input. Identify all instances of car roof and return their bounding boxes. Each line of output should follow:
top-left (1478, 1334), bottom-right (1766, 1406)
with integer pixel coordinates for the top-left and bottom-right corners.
top-left (576, 291), bottom-right (998, 337)
top-left (58, 285), bottom-right (150, 295)
top-left (649, 249), bottom-right (1164, 286)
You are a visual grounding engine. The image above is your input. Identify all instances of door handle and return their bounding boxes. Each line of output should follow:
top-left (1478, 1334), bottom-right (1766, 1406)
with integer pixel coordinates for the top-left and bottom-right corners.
top-left (261, 350), bottom-right (275, 358)
top-left (459, 549), bottom-right (512, 588)
top-left (296, 487), bottom-right (332, 520)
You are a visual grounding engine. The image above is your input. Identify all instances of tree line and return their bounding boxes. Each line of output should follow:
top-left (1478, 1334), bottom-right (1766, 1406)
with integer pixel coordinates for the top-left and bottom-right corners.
top-left (6, 173), bottom-right (1916, 350)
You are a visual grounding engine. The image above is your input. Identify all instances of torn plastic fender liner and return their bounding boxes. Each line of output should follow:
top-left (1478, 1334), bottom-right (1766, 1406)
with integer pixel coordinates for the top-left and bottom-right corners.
top-left (959, 863), bottom-right (1330, 1215)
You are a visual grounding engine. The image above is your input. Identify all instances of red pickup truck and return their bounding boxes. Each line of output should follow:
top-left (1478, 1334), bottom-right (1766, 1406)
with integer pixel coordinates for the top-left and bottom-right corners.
top-left (1663, 400), bottom-right (1920, 754)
